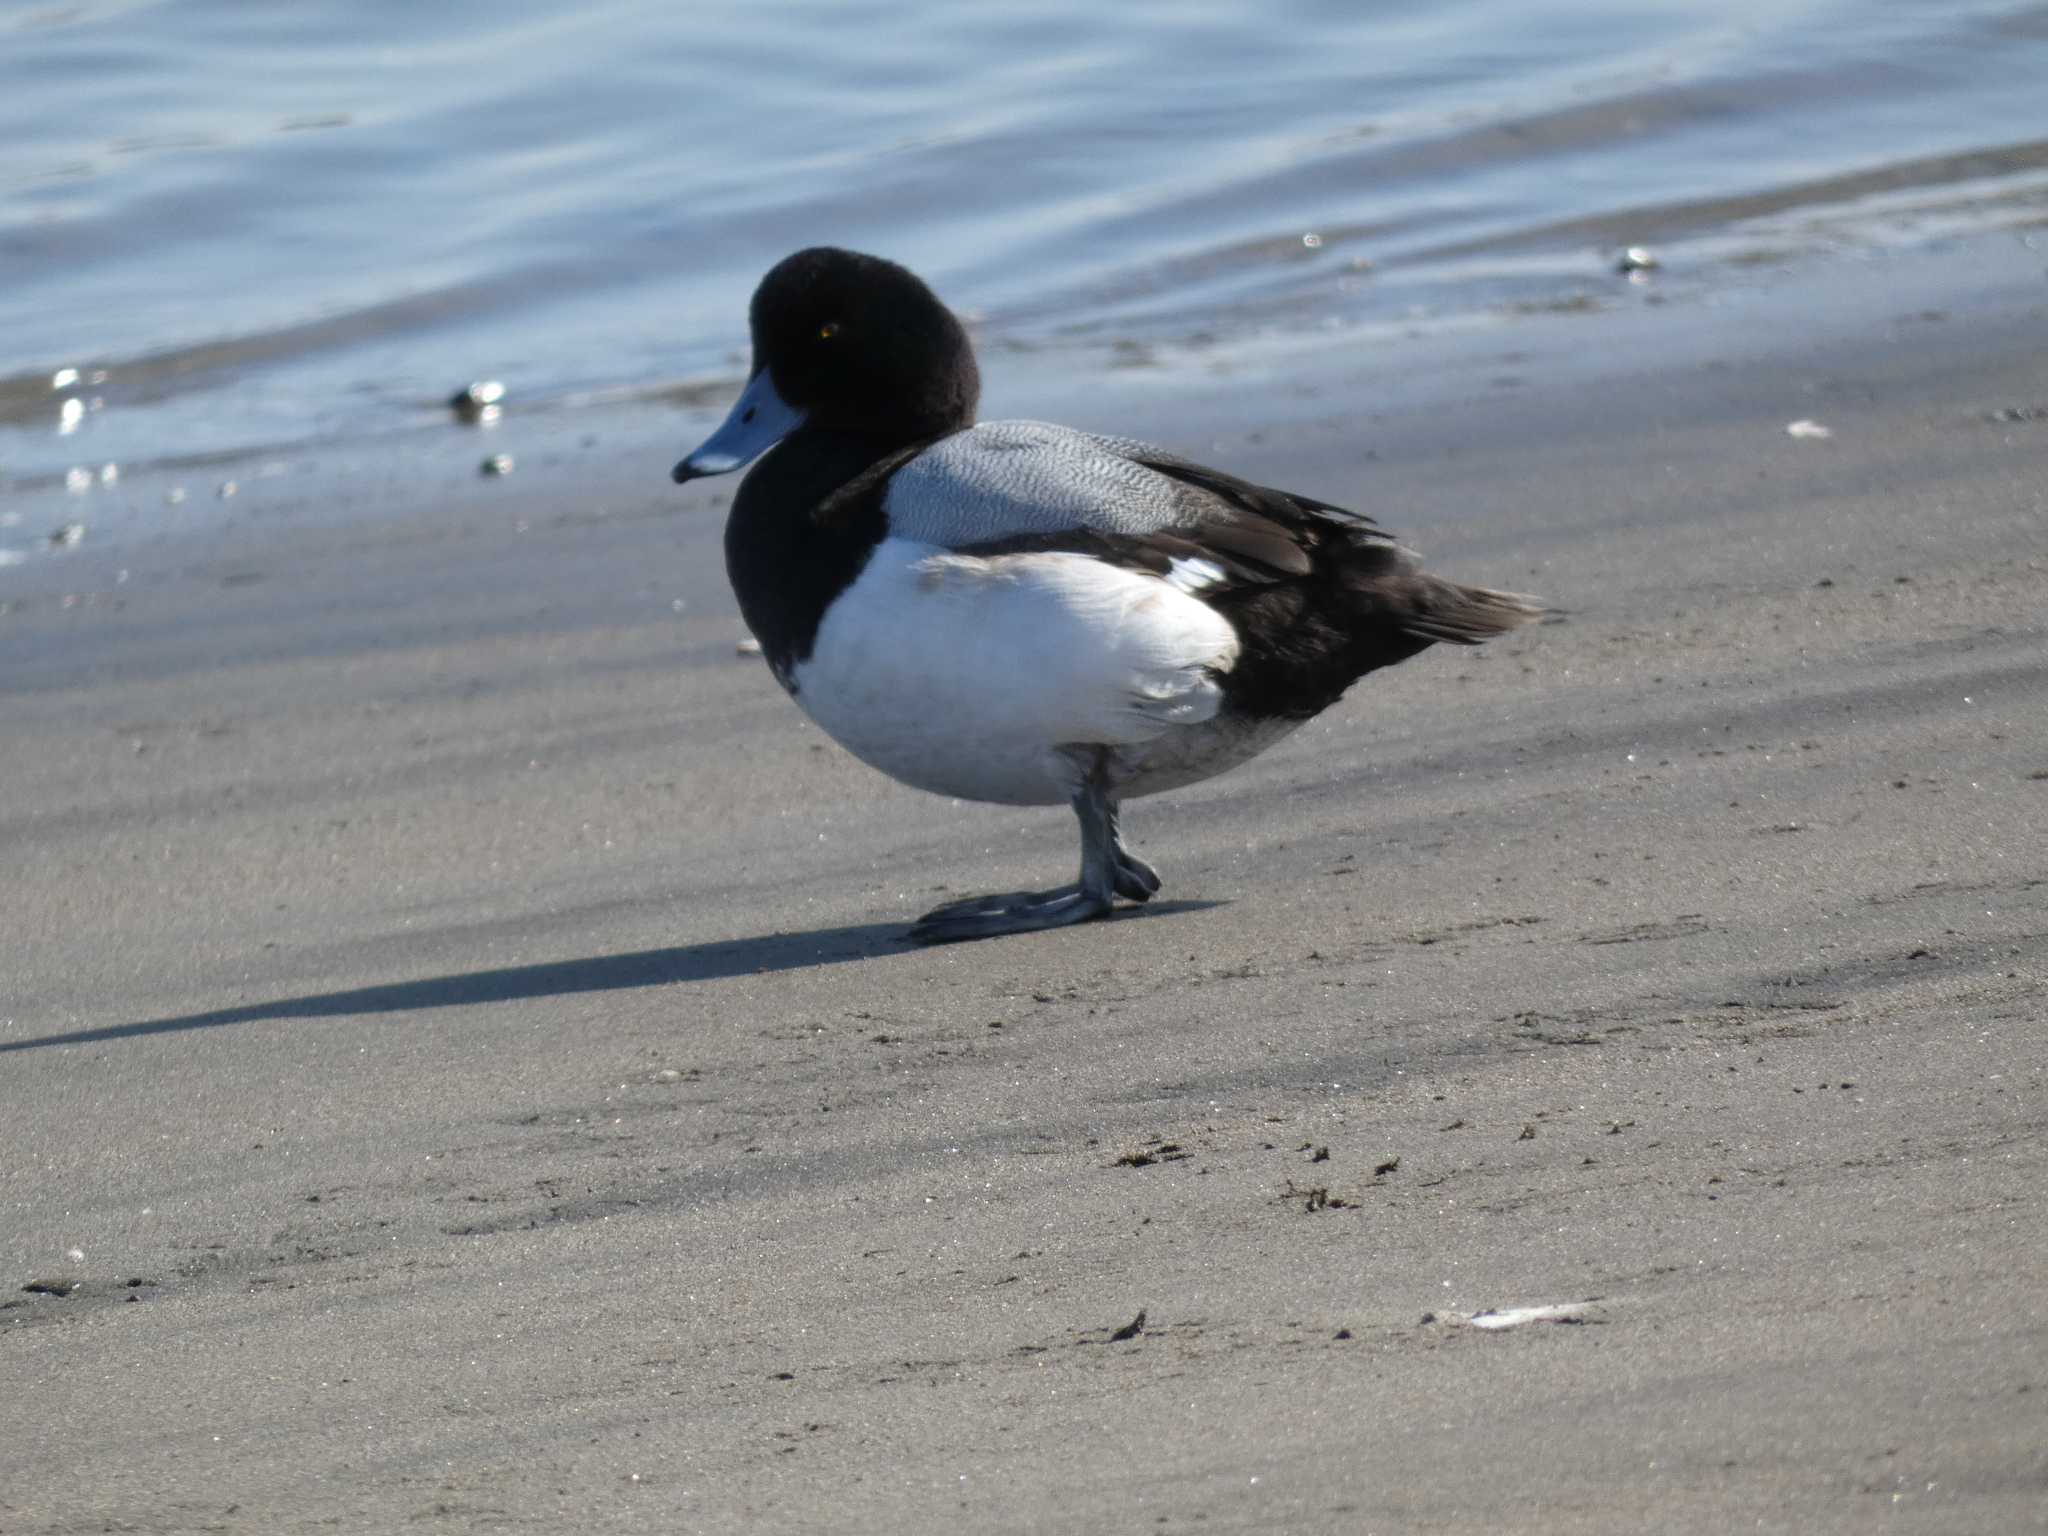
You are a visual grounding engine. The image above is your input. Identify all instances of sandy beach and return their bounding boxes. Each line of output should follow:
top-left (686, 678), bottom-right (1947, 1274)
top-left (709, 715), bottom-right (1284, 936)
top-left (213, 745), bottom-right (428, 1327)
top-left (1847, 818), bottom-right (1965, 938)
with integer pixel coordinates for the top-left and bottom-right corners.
top-left (4, 238), bottom-right (2045, 1532)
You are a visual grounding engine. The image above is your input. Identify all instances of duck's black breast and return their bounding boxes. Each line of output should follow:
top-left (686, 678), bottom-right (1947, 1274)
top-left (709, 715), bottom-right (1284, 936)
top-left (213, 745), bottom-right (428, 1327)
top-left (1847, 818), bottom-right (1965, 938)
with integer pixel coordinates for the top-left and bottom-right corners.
top-left (721, 426), bottom-right (911, 689)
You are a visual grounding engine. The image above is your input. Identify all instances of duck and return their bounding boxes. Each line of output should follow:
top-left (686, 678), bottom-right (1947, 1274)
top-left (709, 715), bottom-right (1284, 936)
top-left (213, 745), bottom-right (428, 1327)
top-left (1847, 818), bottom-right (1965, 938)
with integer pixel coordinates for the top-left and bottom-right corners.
top-left (673, 247), bottom-right (1540, 943)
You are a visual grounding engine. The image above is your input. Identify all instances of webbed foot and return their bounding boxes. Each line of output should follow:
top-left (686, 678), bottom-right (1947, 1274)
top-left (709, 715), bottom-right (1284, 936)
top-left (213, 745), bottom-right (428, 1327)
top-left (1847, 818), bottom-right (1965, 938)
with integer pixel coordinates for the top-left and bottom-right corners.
top-left (1111, 847), bottom-right (1161, 902)
top-left (909, 885), bottom-right (1113, 944)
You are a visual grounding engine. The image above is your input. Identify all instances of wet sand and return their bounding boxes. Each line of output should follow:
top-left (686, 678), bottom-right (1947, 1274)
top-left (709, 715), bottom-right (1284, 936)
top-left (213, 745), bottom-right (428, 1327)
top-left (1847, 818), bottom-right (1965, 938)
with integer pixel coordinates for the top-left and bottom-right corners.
top-left (4, 247), bottom-right (2046, 1532)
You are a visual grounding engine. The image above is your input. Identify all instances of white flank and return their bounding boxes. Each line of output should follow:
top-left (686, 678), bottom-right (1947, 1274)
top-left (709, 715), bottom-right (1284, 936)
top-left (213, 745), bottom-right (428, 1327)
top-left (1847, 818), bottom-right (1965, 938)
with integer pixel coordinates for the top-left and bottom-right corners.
top-left (1164, 555), bottom-right (1226, 594)
top-left (792, 539), bottom-right (1240, 805)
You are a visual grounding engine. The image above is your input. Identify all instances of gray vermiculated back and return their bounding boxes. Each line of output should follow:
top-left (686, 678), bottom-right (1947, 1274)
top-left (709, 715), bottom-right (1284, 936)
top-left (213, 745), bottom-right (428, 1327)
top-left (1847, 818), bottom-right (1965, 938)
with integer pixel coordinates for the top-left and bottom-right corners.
top-left (881, 420), bottom-right (1205, 547)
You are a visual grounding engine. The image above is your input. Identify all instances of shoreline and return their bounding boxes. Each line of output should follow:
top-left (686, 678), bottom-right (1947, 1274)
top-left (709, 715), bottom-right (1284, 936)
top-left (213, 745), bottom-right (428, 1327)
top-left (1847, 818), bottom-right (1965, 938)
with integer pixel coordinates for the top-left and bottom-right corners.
top-left (6, 225), bottom-right (2047, 589)
top-left (4, 233), bottom-right (2046, 1533)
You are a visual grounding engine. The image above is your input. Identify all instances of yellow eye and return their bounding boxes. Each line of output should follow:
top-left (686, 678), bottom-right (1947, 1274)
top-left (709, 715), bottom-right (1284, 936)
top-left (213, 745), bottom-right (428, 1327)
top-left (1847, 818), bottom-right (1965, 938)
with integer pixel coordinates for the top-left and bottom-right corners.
top-left (818, 321), bottom-right (840, 340)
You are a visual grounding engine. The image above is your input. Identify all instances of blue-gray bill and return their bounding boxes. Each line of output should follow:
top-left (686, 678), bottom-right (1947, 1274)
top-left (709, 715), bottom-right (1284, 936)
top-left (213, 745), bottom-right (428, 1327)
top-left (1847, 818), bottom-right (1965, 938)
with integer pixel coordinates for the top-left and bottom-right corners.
top-left (672, 369), bottom-right (807, 483)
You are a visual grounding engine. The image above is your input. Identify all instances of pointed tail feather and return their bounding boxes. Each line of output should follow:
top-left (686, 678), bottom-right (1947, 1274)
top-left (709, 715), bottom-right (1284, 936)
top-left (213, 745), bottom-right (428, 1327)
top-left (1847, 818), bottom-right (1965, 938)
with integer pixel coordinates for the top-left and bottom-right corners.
top-left (1399, 578), bottom-right (1547, 645)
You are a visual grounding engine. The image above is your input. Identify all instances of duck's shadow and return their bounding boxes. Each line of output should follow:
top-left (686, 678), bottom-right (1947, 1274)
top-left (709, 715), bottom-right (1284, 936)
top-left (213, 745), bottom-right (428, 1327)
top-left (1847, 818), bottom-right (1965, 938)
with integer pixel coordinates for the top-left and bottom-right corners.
top-left (3, 900), bottom-right (1217, 1054)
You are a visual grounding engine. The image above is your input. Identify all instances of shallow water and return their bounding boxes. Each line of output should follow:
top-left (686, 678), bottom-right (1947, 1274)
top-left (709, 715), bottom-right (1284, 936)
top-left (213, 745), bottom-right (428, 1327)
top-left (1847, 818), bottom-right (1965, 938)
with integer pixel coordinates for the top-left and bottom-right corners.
top-left (3, 0), bottom-right (2048, 534)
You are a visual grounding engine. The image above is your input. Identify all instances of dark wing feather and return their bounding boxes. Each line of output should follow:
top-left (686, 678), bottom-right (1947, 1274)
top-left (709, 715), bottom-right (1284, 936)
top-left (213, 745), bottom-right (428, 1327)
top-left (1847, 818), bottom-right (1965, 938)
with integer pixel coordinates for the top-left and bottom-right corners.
top-left (952, 525), bottom-right (1277, 588)
top-left (1128, 452), bottom-right (1383, 539)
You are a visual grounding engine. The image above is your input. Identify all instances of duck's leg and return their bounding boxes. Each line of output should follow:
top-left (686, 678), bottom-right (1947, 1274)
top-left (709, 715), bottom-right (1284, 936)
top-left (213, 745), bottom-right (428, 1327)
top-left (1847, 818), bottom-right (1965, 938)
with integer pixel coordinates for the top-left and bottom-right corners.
top-left (1103, 798), bottom-right (1161, 901)
top-left (910, 772), bottom-right (1152, 944)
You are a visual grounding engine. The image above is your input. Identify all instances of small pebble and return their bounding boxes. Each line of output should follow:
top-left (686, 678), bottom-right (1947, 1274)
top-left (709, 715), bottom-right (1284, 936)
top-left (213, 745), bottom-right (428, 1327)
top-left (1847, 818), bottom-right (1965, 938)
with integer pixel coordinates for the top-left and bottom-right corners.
top-left (217, 479), bottom-right (238, 499)
top-left (451, 381), bottom-right (506, 423)
top-left (736, 636), bottom-right (763, 656)
top-left (1616, 245), bottom-right (1659, 274)
top-left (65, 466), bottom-right (92, 493)
top-left (48, 523), bottom-right (85, 549)
top-left (1786, 419), bottom-right (1832, 439)
top-left (479, 453), bottom-right (514, 477)
top-left (51, 367), bottom-right (80, 390)
top-left (98, 462), bottom-right (119, 486)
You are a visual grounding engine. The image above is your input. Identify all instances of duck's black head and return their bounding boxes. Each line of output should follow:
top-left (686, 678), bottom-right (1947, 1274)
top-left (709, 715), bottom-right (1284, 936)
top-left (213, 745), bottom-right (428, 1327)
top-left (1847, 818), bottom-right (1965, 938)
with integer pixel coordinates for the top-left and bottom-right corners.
top-left (673, 248), bottom-right (980, 484)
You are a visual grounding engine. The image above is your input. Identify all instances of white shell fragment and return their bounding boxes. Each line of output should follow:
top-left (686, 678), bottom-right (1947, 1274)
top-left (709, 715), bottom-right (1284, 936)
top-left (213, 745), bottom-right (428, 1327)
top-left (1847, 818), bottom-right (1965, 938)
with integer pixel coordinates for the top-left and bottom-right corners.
top-left (736, 636), bottom-right (763, 656)
top-left (1786, 419), bottom-right (1833, 439)
top-left (1463, 1301), bottom-right (1600, 1329)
